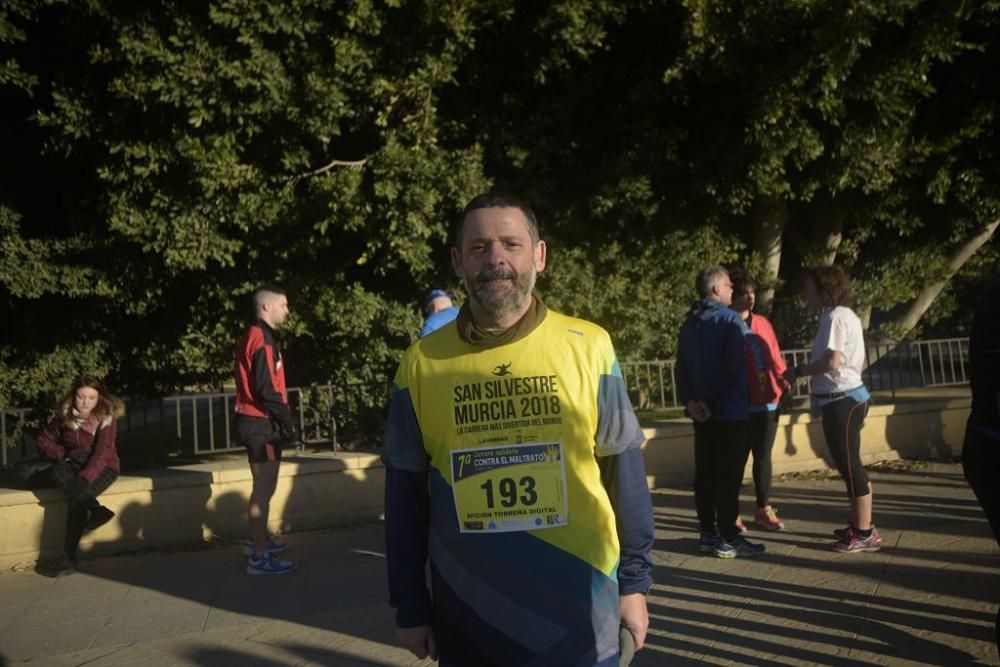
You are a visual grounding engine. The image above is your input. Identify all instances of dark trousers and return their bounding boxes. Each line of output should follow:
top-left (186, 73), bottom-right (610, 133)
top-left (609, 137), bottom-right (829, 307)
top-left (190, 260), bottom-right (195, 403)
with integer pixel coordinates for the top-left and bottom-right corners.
top-left (962, 425), bottom-right (1000, 658)
top-left (694, 420), bottom-right (750, 542)
top-left (821, 397), bottom-right (870, 498)
top-left (50, 459), bottom-right (118, 560)
top-left (749, 410), bottom-right (779, 507)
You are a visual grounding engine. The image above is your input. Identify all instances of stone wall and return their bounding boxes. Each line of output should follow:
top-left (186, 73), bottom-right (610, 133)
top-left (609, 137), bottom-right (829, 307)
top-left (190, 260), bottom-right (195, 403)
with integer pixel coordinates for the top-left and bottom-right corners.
top-left (0, 391), bottom-right (970, 569)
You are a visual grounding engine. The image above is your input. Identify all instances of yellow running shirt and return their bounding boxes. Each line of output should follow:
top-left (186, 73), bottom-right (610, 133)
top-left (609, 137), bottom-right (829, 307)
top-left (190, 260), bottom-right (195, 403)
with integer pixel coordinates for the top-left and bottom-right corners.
top-left (386, 308), bottom-right (645, 666)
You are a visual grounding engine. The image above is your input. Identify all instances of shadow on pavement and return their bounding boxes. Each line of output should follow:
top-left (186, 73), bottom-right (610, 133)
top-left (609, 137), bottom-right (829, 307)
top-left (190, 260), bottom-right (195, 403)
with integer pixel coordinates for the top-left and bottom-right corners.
top-left (643, 466), bottom-right (1000, 665)
top-left (0, 457), bottom-right (412, 665)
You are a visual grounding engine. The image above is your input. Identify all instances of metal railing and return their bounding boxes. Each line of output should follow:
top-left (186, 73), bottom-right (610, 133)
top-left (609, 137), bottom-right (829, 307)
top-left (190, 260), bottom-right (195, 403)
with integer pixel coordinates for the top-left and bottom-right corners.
top-left (1, 380), bottom-right (388, 468)
top-left (148, 381), bottom-right (388, 455)
top-left (620, 337), bottom-right (970, 412)
top-left (0, 409), bottom-right (31, 468)
top-left (1, 337), bottom-right (971, 466)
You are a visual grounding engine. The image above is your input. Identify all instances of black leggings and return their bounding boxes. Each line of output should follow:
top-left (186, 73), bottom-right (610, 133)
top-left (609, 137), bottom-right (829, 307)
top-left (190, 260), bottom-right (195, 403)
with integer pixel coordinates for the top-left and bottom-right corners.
top-left (821, 397), bottom-right (870, 498)
top-left (693, 420), bottom-right (750, 542)
top-left (748, 410), bottom-right (779, 507)
top-left (50, 460), bottom-right (118, 559)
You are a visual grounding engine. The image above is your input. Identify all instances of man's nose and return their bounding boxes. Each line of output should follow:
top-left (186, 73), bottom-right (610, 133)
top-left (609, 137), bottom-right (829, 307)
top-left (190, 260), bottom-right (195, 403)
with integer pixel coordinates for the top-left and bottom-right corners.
top-left (484, 242), bottom-right (508, 266)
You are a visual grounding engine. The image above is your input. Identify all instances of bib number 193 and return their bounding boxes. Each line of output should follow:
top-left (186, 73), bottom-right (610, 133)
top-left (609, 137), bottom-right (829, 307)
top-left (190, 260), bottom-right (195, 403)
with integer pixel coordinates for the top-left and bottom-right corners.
top-left (450, 442), bottom-right (568, 533)
top-left (480, 476), bottom-right (537, 508)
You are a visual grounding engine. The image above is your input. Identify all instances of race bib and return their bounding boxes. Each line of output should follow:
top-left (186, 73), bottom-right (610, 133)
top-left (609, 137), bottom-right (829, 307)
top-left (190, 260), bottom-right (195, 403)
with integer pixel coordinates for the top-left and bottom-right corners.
top-left (450, 442), bottom-right (568, 533)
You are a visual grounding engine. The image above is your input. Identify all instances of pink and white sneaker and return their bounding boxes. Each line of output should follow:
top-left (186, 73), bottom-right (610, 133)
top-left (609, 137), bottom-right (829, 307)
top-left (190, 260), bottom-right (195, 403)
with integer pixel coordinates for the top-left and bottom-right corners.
top-left (753, 505), bottom-right (785, 531)
top-left (834, 525), bottom-right (882, 553)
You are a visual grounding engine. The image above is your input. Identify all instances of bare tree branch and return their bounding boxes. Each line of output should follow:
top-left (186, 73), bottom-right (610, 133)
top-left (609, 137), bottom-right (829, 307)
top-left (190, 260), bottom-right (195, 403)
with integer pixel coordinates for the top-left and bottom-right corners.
top-left (291, 157), bottom-right (368, 181)
top-left (881, 218), bottom-right (1000, 339)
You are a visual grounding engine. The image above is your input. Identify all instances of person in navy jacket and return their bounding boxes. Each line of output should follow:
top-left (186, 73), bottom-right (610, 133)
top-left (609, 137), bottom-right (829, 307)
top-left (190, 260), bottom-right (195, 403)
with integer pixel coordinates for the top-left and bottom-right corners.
top-left (676, 266), bottom-right (765, 559)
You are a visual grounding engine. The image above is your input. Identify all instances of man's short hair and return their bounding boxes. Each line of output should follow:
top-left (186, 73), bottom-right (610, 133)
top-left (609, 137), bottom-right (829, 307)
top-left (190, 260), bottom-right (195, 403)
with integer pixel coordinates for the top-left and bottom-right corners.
top-left (454, 192), bottom-right (540, 247)
top-left (696, 266), bottom-right (730, 298)
top-left (252, 284), bottom-right (286, 316)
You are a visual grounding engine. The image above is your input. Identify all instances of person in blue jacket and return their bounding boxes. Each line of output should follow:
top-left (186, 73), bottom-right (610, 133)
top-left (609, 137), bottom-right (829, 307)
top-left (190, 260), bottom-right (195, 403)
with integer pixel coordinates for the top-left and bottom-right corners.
top-left (676, 265), bottom-right (765, 558)
top-left (420, 289), bottom-right (459, 338)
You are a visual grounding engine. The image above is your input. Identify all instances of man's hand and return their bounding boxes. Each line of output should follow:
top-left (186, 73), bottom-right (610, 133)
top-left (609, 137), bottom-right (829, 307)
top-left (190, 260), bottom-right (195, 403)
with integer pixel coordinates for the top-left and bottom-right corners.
top-left (277, 421), bottom-right (299, 446)
top-left (620, 592), bottom-right (649, 651)
top-left (686, 400), bottom-right (711, 423)
top-left (781, 367), bottom-right (799, 387)
top-left (397, 625), bottom-right (438, 661)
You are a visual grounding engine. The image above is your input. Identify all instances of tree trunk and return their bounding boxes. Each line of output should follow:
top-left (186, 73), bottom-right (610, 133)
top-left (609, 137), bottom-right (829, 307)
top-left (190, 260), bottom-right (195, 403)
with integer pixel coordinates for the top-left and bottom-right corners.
top-left (811, 199), bottom-right (844, 267)
top-left (883, 218), bottom-right (999, 337)
top-left (751, 196), bottom-right (788, 313)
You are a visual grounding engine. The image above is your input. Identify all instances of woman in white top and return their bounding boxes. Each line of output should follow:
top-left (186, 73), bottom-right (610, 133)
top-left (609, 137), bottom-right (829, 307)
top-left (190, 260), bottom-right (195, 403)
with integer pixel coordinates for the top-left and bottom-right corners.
top-left (783, 266), bottom-right (879, 553)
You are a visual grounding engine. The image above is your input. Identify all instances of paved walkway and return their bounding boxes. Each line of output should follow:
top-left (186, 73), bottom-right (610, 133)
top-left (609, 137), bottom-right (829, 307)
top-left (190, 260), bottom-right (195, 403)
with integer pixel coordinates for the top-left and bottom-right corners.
top-left (0, 462), bottom-right (996, 666)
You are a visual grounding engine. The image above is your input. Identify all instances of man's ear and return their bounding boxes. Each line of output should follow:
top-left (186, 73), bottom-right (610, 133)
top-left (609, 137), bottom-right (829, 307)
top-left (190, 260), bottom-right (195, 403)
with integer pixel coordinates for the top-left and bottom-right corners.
top-left (451, 247), bottom-right (464, 278)
top-left (534, 240), bottom-right (547, 273)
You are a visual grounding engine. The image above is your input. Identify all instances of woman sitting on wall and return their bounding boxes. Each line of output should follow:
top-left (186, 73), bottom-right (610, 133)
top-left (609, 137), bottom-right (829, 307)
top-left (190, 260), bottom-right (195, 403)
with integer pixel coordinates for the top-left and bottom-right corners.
top-left (35, 376), bottom-right (124, 576)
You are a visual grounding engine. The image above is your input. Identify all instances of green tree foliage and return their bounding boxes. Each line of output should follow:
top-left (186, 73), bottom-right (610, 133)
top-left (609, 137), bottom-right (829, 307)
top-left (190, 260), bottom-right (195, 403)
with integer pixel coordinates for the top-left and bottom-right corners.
top-left (542, 228), bottom-right (744, 360)
top-left (1, 0), bottom-right (489, 409)
top-left (447, 0), bottom-right (998, 344)
top-left (1, 0), bottom-right (997, 415)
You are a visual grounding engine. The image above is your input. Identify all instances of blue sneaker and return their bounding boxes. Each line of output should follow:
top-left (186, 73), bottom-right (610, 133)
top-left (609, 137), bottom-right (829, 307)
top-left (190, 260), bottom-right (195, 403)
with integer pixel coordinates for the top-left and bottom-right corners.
top-left (699, 531), bottom-right (722, 553)
top-left (243, 537), bottom-right (287, 557)
top-left (715, 535), bottom-right (765, 559)
top-left (246, 552), bottom-right (296, 575)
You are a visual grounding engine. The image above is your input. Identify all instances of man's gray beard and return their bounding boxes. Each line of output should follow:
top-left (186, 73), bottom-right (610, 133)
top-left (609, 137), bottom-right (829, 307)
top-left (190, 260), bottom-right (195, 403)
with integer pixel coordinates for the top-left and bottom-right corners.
top-left (467, 267), bottom-right (536, 321)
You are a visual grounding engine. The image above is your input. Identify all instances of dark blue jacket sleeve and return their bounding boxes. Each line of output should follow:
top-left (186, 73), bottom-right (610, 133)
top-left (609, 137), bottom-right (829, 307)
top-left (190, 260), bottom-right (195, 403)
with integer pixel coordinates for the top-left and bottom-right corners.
top-left (384, 377), bottom-right (433, 627)
top-left (676, 321), bottom-right (694, 406)
top-left (715, 316), bottom-right (747, 414)
top-left (598, 448), bottom-right (655, 595)
top-left (385, 463), bottom-right (433, 627)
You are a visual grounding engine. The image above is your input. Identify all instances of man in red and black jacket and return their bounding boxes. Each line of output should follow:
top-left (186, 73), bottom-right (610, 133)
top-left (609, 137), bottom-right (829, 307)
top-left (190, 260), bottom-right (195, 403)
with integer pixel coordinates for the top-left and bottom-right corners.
top-left (234, 285), bottom-right (298, 575)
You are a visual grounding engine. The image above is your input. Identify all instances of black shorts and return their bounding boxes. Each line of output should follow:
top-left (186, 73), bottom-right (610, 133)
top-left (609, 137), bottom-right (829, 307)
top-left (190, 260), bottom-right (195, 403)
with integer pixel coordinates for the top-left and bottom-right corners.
top-left (235, 415), bottom-right (283, 464)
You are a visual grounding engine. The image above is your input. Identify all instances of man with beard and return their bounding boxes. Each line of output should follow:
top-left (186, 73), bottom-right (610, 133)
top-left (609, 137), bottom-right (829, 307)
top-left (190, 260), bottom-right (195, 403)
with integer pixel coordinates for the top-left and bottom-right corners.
top-left (385, 192), bottom-right (655, 666)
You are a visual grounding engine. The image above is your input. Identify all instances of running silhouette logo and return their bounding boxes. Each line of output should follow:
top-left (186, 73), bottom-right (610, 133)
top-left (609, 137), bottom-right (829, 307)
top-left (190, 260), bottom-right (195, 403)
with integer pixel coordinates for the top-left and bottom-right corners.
top-left (492, 362), bottom-right (513, 377)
